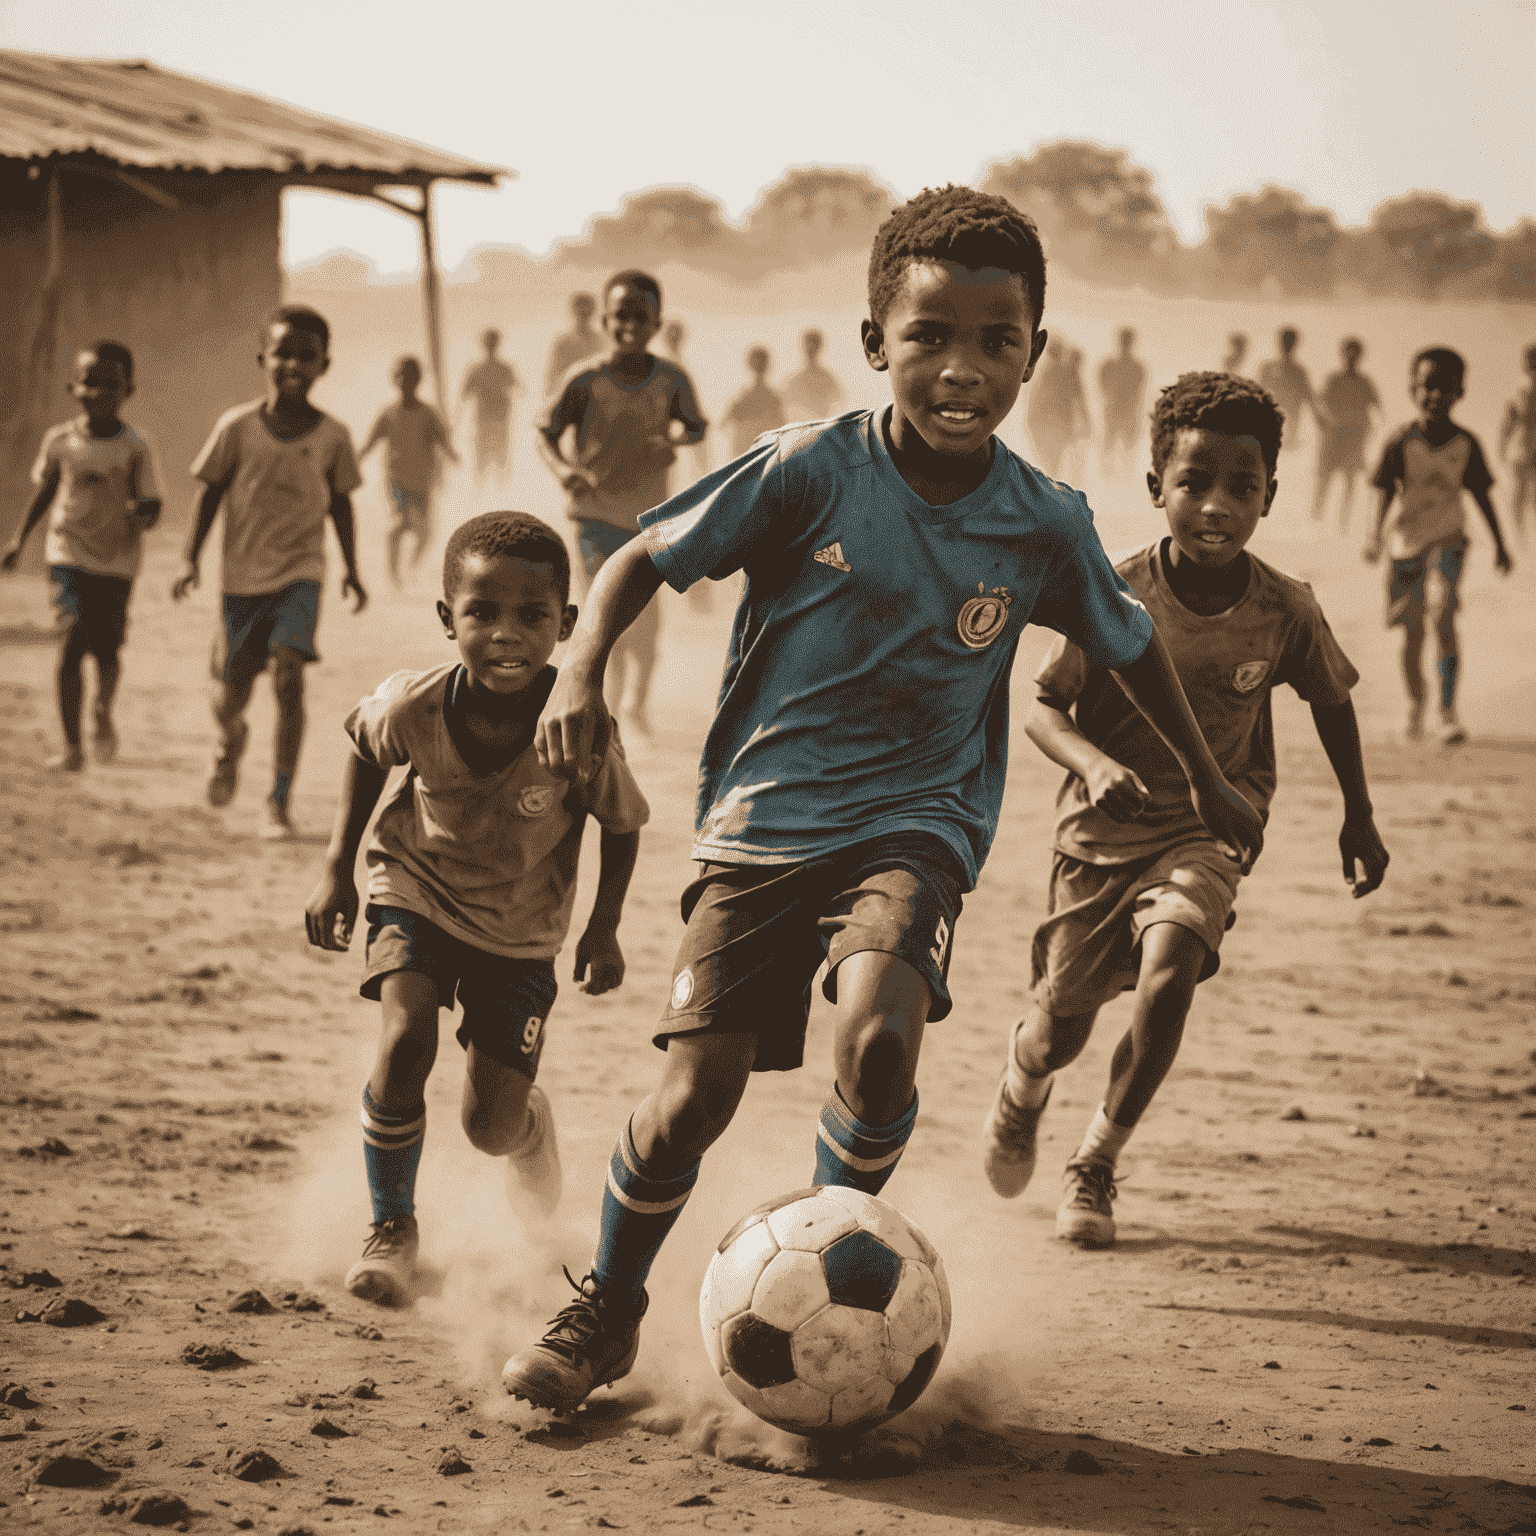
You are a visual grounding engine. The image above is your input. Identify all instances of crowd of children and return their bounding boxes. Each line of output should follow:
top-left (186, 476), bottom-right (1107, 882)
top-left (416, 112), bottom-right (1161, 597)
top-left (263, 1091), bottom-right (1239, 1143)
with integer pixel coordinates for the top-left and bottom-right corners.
top-left (4, 180), bottom-right (1530, 1420)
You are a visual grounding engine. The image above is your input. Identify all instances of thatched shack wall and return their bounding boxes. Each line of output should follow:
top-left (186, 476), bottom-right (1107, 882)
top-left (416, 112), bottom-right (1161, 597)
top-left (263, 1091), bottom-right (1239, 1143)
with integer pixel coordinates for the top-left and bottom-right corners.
top-left (1, 167), bottom-right (282, 574)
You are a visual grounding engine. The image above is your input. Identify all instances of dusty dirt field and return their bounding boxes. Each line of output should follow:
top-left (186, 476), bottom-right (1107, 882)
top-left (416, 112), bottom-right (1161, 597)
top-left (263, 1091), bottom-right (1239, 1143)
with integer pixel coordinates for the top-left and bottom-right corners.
top-left (2, 288), bottom-right (1535, 1535)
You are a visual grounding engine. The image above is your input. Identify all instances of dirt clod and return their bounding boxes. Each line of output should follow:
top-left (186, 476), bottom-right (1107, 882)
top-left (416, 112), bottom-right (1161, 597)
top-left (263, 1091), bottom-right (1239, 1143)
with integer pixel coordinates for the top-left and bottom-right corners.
top-left (436, 1446), bottom-right (472, 1476)
top-left (40, 1296), bottom-right (106, 1327)
top-left (181, 1341), bottom-right (249, 1371)
top-left (226, 1288), bottom-right (274, 1314)
top-left (231, 1448), bottom-right (285, 1482)
top-left (1063, 1449), bottom-right (1104, 1475)
top-left (35, 1452), bottom-right (116, 1487)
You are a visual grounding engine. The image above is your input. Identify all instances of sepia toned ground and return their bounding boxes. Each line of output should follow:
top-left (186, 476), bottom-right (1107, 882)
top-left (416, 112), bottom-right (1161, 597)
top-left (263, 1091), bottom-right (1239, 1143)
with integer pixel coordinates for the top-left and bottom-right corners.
top-left (2, 288), bottom-right (1534, 1535)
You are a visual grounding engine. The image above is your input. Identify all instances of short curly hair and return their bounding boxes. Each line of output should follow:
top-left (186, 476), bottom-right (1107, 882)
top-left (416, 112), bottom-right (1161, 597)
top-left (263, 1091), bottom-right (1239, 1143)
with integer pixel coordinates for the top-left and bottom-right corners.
top-left (1412, 346), bottom-right (1465, 390)
top-left (264, 304), bottom-right (330, 353)
top-left (604, 268), bottom-right (662, 311)
top-left (81, 339), bottom-right (134, 382)
top-left (442, 511), bottom-right (571, 603)
top-left (1150, 372), bottom-right (1285, 475)
top-left (867, 185), bottom-right (1047, 329)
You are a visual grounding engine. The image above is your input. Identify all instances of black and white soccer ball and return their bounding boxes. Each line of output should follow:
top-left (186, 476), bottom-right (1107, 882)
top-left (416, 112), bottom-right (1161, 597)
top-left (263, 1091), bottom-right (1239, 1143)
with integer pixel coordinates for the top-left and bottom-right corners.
top-left (699, 1186), bottom-right (951, 1436)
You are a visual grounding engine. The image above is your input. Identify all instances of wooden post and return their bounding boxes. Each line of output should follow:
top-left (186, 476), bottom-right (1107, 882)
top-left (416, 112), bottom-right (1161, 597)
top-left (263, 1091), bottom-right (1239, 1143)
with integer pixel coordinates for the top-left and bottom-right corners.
top-left (416, 180), bottom-right (447, 413)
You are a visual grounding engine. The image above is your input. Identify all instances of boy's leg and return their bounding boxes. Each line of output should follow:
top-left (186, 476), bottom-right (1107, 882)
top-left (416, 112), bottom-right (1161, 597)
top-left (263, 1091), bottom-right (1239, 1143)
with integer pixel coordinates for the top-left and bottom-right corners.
top-left (52, 627), bottom-right (89, 770)
top-left (1428, 540), bottom-right (1468, 743)
top-left (385, 503), bottom-right (405, 588)
top-left (1387, 555), bottom-right (1427, 739)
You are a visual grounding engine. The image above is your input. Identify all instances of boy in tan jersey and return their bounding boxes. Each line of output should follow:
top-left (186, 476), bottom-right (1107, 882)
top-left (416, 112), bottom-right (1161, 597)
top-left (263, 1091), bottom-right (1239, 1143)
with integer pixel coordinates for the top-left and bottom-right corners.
top-left (983, 372), bottom-right (1390, 1247)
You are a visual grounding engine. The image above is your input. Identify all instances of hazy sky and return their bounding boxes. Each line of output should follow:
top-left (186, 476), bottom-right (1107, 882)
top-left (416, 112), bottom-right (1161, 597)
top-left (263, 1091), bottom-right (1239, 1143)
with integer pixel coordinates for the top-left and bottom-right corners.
top-left (6, 0), bottom-right (1533, 273)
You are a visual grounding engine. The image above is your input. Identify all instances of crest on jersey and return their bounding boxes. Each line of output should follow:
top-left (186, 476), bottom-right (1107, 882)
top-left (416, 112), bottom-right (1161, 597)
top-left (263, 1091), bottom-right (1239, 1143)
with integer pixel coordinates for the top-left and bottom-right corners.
top-left (813, 541), bottom-right (852, 572)
top-left (518, 784), bottom-right (555, 817)
top-left (1232, 660), bottom-right (1270, 693)
top-left (957, 582), bottom-right (1013, 650)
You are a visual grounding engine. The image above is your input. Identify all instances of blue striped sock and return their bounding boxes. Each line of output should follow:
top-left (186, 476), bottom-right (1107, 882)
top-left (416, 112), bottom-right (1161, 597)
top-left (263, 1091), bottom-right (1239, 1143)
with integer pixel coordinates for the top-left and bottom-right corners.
top-left (591, 1118), bottom-right (699, 1312)
top-left (271, 772), bottom-right (292, 810)
top-left (361, 1086), bottom-right (425, 1223)
top-left (812, 1087), bottom-right (919, 1196)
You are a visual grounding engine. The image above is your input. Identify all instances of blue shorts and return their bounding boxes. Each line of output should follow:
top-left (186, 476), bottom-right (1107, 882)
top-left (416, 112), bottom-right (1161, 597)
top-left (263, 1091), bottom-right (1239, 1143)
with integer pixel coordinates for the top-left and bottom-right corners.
top-left (574, 517), bottom-right (638, 582)
top-left (1387, 535), bottom-right (1466, 629)
top-left (212, 580), bottom-right (321, 685)
top-left (360, 904), bottom-right (558, 1080)
top-left (388, 483), bottom-right (432, 530)
top-left (50, 565), bottom-right (132, 657)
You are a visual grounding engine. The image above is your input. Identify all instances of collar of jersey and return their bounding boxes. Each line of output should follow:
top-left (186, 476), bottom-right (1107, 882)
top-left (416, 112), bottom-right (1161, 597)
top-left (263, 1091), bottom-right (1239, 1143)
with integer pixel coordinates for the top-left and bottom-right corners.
top-left (865, 405), bottom-right (1009, 525)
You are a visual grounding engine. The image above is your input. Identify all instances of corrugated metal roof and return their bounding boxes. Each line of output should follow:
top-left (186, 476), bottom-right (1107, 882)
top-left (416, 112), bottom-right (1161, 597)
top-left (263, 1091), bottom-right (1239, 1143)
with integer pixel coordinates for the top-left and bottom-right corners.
top-left (0, 50), bottom-right (507, 183)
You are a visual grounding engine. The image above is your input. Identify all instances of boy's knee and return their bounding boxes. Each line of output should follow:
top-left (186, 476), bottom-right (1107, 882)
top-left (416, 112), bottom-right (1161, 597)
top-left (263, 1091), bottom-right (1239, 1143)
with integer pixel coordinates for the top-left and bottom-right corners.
top-left (271, 651), bottom-right (305, 704)
top-left (1016, 1006), bottom-right (1095, 1072)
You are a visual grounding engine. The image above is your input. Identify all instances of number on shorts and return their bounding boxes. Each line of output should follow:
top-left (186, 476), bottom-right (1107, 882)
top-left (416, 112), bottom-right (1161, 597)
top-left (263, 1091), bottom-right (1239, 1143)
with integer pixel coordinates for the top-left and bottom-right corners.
top-left (522, 1015), bottom-right (544, 1053)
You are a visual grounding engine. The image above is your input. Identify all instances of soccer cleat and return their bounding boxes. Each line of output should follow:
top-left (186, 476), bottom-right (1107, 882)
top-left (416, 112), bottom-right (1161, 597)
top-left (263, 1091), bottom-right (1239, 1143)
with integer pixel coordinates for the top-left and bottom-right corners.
top-left (207, 720), bottom-right (249, 808)
top-left (259, 795), bottom-right (297, 842)
top-left (1056, 1160), bottom-right (1117, 1247)
top-left (981, 1071), bottom-right (1052, 1198)
top-left (344, 1215), bottom-right (420, 1306)
top-left (501, 1269), bottom-right (646, 1413)
top-left (46, 746), bottom-right (86, 772)
top-left (506, 1086), bottom-right (562, 1218)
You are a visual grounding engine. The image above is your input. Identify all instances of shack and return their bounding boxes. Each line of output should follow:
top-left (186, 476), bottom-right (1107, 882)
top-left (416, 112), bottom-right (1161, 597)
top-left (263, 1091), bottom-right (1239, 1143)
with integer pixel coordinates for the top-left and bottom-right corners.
top-left (0, 50), bottom-right (505, 563)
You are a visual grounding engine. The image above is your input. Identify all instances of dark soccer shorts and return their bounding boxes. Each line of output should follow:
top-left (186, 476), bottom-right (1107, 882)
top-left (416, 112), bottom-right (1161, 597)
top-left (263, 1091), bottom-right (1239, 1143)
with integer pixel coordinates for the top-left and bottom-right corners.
top-left (1387, 535), bottom-right (1467, 630)
top-left (360, 904), bottom-right (558, 1081)
top-left (655, 832), bottom-right (965, 1072)
top-left (50, 565), bottom-right (132, 659)
top-left (213, 580), bottom-right (322, 686)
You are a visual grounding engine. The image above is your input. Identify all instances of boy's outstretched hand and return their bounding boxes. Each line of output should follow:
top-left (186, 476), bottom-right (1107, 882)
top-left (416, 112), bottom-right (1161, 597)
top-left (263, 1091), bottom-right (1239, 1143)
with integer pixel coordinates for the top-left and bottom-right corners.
top-left (1339, 814), bottom-right (1389, 898)
top-left (305, 867), bottom-right (359, 951)
top-left (574, 926), bottom-right (624, 995)
top-left (1190, 775), bottom-right (1263, 874)
top-left (537, 670), bottom-right (609, 783)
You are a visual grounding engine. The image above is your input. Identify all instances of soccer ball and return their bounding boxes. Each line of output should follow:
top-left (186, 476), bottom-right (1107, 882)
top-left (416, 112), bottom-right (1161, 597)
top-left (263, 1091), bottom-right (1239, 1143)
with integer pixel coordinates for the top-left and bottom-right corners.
top-left (698, 1185), bottom-right (951, 1437)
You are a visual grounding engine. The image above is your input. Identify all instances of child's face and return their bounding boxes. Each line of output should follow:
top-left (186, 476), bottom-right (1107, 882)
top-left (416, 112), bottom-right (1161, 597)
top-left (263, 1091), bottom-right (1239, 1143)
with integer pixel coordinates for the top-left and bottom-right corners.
top-left (437, 553), bottom-right (576, 698)
top-left (603, 284), bottom-right (662, 358)
top-left (394, 359), bottom-right (422, 395)
top-left (69, 351), bottom-right (131, 422)
top-left (1411, 360), bottom-right (1460, 424)
top-left (862, 259), bottom-right (1044, 460)
top-left (1149, 428), bottom-right (1275, 570)
top-left (260, 323), bottom-right (328, 400)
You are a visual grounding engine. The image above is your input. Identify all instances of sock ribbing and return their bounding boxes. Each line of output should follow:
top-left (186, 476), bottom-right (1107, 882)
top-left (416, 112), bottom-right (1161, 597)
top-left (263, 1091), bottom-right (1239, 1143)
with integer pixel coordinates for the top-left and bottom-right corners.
top-left (1074, 1104), bottom-right (1133, 1168)
top-left (361, 1085), bottom-right (425, 1224)
top-left (591, 1119), bottom-right (700, 1312)
top-left (812, 1087), bottom-right (918, 1196)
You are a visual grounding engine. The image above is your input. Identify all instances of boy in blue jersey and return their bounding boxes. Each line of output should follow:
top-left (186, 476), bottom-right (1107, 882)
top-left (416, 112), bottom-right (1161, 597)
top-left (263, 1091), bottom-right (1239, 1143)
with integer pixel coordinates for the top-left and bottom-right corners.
top-left (501, 186), bottom-right (1265, 1414)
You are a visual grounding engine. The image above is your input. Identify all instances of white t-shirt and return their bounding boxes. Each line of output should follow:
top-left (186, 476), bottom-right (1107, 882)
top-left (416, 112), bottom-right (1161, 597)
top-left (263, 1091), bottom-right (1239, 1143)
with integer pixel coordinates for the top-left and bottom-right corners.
top-left (33, 418), bottom-right (160, 580)
top-left (191, 402), bottom-right (362, 596)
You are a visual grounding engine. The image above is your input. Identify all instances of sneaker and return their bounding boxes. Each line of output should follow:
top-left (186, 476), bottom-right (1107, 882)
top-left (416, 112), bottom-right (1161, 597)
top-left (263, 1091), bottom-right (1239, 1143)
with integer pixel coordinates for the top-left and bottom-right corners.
top-left (501, 1269), bottom-right (646, 1413)
top-left (344, 1215), bottom-right (419, 1306)
top-left (207, 720), bottom-right (249, 808)
top-left (506, 1085), bottom-right (562, 1218)
top-left (259, 796), bottom-right (297, 842)
top-left (981, 1070), bottom-right (1052, 1198)
top-left (92, 718), bottom-right (118, 765)
top-left (1056, 1160), bottom-right (1117, 1247)
top-left (46, 746), bottom-right (86, 772)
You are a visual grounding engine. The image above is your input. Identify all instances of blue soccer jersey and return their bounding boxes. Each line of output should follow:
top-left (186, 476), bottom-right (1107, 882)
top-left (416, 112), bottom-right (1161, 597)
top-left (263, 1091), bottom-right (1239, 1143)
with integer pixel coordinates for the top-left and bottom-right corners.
top-left (639, 408), bottom-right (1154, 886)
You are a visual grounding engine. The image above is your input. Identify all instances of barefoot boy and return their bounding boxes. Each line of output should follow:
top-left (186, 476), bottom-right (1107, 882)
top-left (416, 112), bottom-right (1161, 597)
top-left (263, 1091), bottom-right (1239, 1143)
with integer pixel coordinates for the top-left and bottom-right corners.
top-left (1364, 347), bottom-right (1513, 744)
top-left (500, 186), bottom-right (1264, 1414)
top-left (982, 372), bottom-right (1390, 1246)
top-left (537, 270), bottom-right (707, 735)
top-left (305, 511), bottom-right (648, 1305)
top-left (359, 356), bottom-right (458, 588)
top-left (4, 341), bottom-right (160, 770)
top-left (174, 306), bottom-right (367, 840)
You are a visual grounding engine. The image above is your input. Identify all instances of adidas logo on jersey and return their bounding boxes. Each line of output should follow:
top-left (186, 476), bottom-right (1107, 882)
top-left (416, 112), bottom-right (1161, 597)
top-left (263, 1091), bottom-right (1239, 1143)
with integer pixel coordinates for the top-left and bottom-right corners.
top-left (813, 542), bottom-right (851, 572)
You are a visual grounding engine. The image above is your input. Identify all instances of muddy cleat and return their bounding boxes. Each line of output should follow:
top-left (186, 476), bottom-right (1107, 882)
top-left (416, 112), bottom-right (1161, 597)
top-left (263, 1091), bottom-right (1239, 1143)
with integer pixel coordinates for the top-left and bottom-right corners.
top-left (1056, 1160), bottom-right (1117, 1247)
top-left (344, 1215), bottom-right (419, 1306)
top-left (259, 795), bottom-right (297, 842)
top-left (501, 1269), bottom-right (646, 1413)
top-left (207, 720), bottom-right (249, 808)
top-left (506, 1085), bottom-right (562, 1218)
top-left (981, 1072), bottom-right (1052, 1199)
top-left (46, 746), bottom-right (86, 772)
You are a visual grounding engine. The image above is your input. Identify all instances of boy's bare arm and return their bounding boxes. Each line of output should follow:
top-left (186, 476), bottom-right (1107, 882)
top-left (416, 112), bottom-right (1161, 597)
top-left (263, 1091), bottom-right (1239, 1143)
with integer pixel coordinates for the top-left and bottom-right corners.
top-left (574, 827), bottom-right (640, 995)
top-left (1, 469), bottom-right (61, 570)
top-left (1111, 630), bottom-right (1263, 870)
top-left (327, 492), bottom-right (369, 612)
top-left (305, 753), bottom-right (390, 950)
top-left (1362, 487), bottom-right (1394, 561)
top-left (358, 417), bottom-right (385, 460)
top-left (537, 538), bottom-right (666, 781)
top-left (1309, 699), bottom-right (1388, 898)
top-left (1470, 487), bottom-right (1513, 574)
top-left (1024, 694), bottom-right (1150, 823)
top-left (536, 424), bottom-right (595, 494)
top-left (171, 479), bottom-right (228, 599)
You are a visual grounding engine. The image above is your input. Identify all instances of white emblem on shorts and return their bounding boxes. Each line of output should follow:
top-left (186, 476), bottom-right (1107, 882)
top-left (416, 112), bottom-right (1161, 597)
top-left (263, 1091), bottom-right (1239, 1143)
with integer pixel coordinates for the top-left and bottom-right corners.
top-left (813, 541), bottom-right (852, 572)
top-left (518, 784), bottom-right (555, 816)
top-left (957, 582), bottom-right (1012, 650)
top-left (671, 969), bottom-right (695, 1010)
top-left (929, 915), bottom-right (950, 968)
top-left (521, 1015), bottom-right (544, 1053)
top-left (1232, 660), bottom-right (1270, 693)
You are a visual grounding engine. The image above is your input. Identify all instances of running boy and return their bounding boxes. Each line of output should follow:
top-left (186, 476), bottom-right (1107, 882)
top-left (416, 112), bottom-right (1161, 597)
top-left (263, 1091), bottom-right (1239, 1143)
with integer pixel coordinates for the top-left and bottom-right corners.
top-left (3, 341), bottom-right (160, 770)
top-left (1312, 337), bottom-right (1380, 529)
top-left (304, 511), bottom-right (648, 1306)
top-left (1364, 347), bottom-right (1513, 744)
top-left (173, 305), bottom-right (367, 840)
top-left (359, 356), bottom-right (458, 588)
top-left (537, 270), bottom-right (707, 734)
top-left (462, 329), bottom-right (520, 485)
top-left (501, 186), bottom-right (1264, 1413)
top-left (721, 345), bottom-right (787, 457)
top-left (981, 372), bottom-right (1390, 1246)
top-left (1498, 342), bottom-right (1536, 540)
